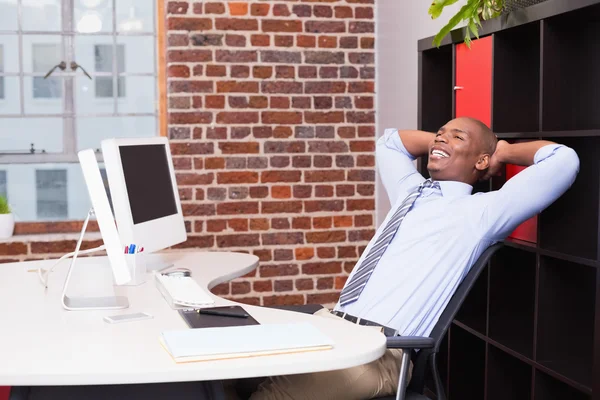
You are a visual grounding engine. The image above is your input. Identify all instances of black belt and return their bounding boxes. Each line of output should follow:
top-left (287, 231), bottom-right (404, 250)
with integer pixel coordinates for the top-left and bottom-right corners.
top-left (330, 310), bottom-right (399, 337)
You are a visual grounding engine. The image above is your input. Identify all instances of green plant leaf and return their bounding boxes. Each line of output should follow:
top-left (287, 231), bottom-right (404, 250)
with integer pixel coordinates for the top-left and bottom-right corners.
top-left (428, 0), bottom-right (461, 19)
top-left (0, 195), bottom-right (10, 214)
top-left (432, 1), bottom-right (479, 47)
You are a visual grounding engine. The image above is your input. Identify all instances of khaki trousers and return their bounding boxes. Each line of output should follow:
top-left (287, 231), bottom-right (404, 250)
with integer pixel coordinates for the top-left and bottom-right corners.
top-left (245, 309), bottom-right (412, 400)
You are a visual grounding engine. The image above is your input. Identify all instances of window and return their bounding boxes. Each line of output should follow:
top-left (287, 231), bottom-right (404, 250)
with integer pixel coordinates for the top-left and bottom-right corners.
top-left (0, 1), bottom-right (159, 222)
top-left (36, 169), bottom-right (68, 219)
top-left (0, 171), bottom-right (6, 198)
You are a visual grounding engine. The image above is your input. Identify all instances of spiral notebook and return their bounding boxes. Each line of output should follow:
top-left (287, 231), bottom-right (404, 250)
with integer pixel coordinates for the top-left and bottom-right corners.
top-left (159, 322), bottom-right (334, 363)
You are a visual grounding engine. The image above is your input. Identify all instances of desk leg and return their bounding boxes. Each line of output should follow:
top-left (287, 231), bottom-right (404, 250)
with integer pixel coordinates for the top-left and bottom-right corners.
top-left (9, 381), bottom-right (225, 400)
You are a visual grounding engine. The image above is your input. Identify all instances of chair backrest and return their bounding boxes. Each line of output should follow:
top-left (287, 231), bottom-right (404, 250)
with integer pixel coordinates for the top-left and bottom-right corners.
top-left (407, 242), bottom-right (504, 396)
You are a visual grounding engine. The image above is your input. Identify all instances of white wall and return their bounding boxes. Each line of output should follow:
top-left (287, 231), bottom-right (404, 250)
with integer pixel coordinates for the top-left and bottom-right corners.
top-left (375, 1), bottom-right (465, 226)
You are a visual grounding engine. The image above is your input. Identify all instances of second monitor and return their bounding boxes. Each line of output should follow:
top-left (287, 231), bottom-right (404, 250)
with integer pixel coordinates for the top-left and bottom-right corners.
top-left (102, 137), bottom-right (187, 256)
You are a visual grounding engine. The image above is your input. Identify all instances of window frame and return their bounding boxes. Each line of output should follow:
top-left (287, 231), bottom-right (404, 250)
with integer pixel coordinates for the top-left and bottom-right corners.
top-left (0, 0), bottom-right (167, 231)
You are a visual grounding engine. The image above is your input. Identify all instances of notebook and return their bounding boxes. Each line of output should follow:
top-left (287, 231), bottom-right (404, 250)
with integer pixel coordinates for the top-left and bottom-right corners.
top-left (159, 322), bottom-right (334, 363)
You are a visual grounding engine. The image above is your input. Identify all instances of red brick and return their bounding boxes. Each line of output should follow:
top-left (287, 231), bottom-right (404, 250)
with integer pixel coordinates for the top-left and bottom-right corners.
top-left (169, 80), bottom-right (213, 93)
top-left (249, 96), bottom-right (269, 108)
top-left (350, 140), bottom-right (375, 152)
top-left (168, 2), bottom-right (189, 14)
top-left (275, 280), bottom-right (293, 292)
top-left (313, 5), bottom-right (333, 17)
top-left (305, 111), bottom-right (344, 124)
top-left (262, 232), bottom-right (305, 245)
top-left (181, 204), bottom-right (216, 217)
top-left (361, 37), bottom-right (375, 49)
top-left (253, 126), bottom-right (273, 138)
top-left (216, 18), bottom-right (259, 31)
top-left (292, 4), bottom-right (312, 17)
top-left (216, 112), bottom-right (259, 124)
top-left (347, 111), bottom-right (375, 124)
top-left (233, 297), bottom-right (261, 306)
top-left (250, 218), bottom-right (270, 231)
top-left (305, 81), bottom-right (346, 94)
top-left (336, 184), bottom-right (355, 197)
top-left (356, 6), bottom-right (374, 19)
top-left (302, 261), bottom-right (342, 275)
top-left (253, 280), bottom-right (273, 292)
top-left (251, 3), bottom-right (270, 16)
top-left (195, 188), bottom-right (205, 200)
top-left (297, 35), bottom-right (316, 48)
top-left (304, 170), bottom-right (344, 183)
top-left (205, 2), bottom-right (225, 14)
top-left (253, 249), bottom-right (272, 262)
top-left (251, 34), bottom-right (270, 46)
top-left (211, 282), bottom-right (229, 295)
top-left (170, 110), bottom-right (208, 123)
top-left (274, 249), bottom-right (294, 261)
top-left (262, 81), bottom-right (302, 94)
top-left (232, 281), bottom-right (251, 295)
top-left (168, 49), bottom-right (212, 62)
top-left (274, 126), bottom-right (293, 138)
top-left (205, 95), bottom-right (225, 108)
top-left (293, 185), bottom-right (312, 198)
top-left (172, 235), bottom-right (215, 249)
top-left (292, 97), bottom-right (311, 109)
top-left (315, 185), bottom-right (334, 197)
top-left (349, 229), bottom-right (375, 242)
top-left (304, 200), bottom-right (344, 212)
top-left (228, 2), bottom-right (248, 15)
top-left (307, 293), bottom-right (339, 305)
top-left (299, 66), bottom-right (318, 78)
top-left (168, 65), bottom-right (190, 78)
top-left (314, 155), bottom-right (332, 167)
top-left (320, 67), bottom-right (338, 79)
top-left (273, 4), bottom-right (291, 16)
top-left (263, 295), bottom-right (304, 306)
top-left (261, 170), bottom-right (302, 183)
top-left (349, 82), bottom-right (375, 93)
top-left (206, 127), bottom-right (227, 139)
top-left (314, 96), bottom-right (333, 109)
top-left (171, 142), bottom-right (214, 155)
top-left (168, 17), bottom-right (212, 31)
top-left (348, 170), bottom-right (375, 181)
top-left (335, 6), bottom-right (353, 18)
top-left (306, 21), bottom-right (345, 33)
top-left (169, 96), bottom-right (190, 109)
top-left (357, 184), bottom-right (375, 196)
top-left (347, 199), bottom-right (375, 211)
top-left (217, 234), bottom-right (260, 247)
top-left (205, 157), bottom-right (225, 169)
top-left (231, 65), bottom-right (250, 77)
top-left (193, 3), bottom-right (203, 13)
top-left (0, 242), bottom-right (27, 255)
top-left (217, 81), bottom-right (259, 93)
top-left (191, 33), bottom-right (223, 46)
top-left (216, 50), bottom-right (257, 62)
top-left (292, 217), bottom-right (311, 229)
top-left (313, 216), bottom-right (332, 229)
top-left (217, 201), bottom-right (259, 215)
top-left (272, 186), bottom-right (292, 199)
top-left (349, 21), bottom-right (374, 33)
top-left (349, 52), bottom-right (374, 64)
top-left (272, 218), bottom-right (291, 230)
top-left (249, 186), bottom-right (269, 198)
top-left (219, 142), bottom-right (260, 154)
top-left (270, 97), bottom-right (290, 109)
top-left (253, 66), bottom-right (273, 79)
top-left (275, 35), bottom-right (294, 47)
top-left (228, 219), bottom-right (249, 232)
top-left (260, 264), bottom-right (300, 278)
top-left (168, 34), bottom-right (189, 46)
top-left (263, 19), bottom-right (302, 32)
top-left (261, 201), bottom-right (303, 214)
top-left (306, 230), bottom-right (346, 243)
top-left (318, 36), bottom-right (337, 48)
top-left (262, 111), bottom-right (302, 124)
top-left (355, 96), bottom-right (374, 109)
top-left (358, 126), bottom-right (375, 137)
top-left (217, 171), bottom-right (259, 184)
top-left (206, 65), bottom-right (226, 77)
top-left (317, 277), bottom-right (334, 289)
top-left (295, 247), bottom-right (315, 261)
top-left (296, 278), bottom-right (314, 291)
top-left (338, 245), bottom-right (357, 258)
top-left (355, 214), bottom-right (373, 227)
top-left (173, 157), bottom-right (192, 170)
top-left (179, 188), bottom-right (192, 200)
top-left (177, 172), bottom-right (215, 186)
top-left (207, 220), bottom-right (227, 232)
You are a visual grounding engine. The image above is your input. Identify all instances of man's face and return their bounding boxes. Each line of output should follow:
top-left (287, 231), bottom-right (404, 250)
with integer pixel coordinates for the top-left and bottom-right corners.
top-left (427, 118), bottom-right (488, 184)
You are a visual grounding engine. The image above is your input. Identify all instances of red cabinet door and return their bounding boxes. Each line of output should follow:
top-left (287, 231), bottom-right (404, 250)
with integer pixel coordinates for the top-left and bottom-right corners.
top-left (456, 36), bottom-right (537, 243)
top-left (455, 36), bottom-right (492, 126)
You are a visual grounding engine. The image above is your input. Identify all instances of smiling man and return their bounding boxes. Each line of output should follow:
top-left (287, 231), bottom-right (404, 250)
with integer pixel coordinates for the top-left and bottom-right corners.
top-left (247, 117), bottom-right (580, 400)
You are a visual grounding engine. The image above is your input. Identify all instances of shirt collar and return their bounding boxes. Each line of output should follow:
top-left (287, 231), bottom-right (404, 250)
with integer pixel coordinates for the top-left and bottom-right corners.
top-left (437, 180), bottom-right (473, 198)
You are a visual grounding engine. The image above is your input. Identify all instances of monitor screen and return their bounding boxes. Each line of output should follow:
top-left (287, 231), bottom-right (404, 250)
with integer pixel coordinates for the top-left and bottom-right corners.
top-left (119, 144), bottom-right (178, 224)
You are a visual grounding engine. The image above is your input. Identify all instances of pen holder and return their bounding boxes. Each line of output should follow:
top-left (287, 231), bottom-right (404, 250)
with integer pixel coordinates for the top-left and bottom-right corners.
top-left (123, 252), bottom-right (147, 286)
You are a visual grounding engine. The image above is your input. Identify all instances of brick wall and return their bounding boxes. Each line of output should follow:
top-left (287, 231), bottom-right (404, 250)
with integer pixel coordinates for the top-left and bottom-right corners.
top-left (0, 0), bottom-right (376, 309)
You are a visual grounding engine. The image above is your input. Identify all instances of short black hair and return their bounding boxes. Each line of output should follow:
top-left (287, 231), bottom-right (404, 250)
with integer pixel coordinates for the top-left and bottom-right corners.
top-left (463, 117), bottom-right (497, 155)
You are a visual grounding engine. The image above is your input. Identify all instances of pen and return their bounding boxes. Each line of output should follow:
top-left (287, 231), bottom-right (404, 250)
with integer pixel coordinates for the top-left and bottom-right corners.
top-left (198, 309), bottom-right (249, 319)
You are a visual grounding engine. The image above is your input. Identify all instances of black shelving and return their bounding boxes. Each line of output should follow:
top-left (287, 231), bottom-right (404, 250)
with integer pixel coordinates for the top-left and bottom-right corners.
top-left (455, 265), bottom-right (488, 335)
top-left (493, 22), bottom-right (541, 133)
top-left (538, 137), bottom-right (600, 261)
top-left (487, 345), bottom-right (533, 400)
top-left (537, 257), bottom-right (596, 388)
top-left (447, 325), bottom-right (486, 400)
top-left (489, 247), bottom-right (536, 358)
top-left (535, 370), bottom-right (592, 400)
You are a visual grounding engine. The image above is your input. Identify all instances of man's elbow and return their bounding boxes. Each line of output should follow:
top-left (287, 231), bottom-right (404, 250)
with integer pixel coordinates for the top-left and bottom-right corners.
top-left (561, 146), bottom-right (580, 185)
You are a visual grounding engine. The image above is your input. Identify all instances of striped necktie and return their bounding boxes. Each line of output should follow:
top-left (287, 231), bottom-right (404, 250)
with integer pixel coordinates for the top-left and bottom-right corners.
top-left (338, 178), bottom-right (441, 306)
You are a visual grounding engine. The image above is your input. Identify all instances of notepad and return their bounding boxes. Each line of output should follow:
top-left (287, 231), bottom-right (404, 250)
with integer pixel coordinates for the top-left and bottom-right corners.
top-left (159, 322), bottom-right (334, 363)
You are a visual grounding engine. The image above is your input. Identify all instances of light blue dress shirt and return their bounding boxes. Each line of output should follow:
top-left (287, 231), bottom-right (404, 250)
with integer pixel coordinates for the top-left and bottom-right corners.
top-left (334, 128), bottom-right (580, 337)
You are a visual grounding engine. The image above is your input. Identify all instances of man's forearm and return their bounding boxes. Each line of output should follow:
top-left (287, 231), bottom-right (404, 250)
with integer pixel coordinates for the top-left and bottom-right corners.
top-left (497, 140), bottom-right (556, 166)
top-left (398, 130), bottom-right (436, 158)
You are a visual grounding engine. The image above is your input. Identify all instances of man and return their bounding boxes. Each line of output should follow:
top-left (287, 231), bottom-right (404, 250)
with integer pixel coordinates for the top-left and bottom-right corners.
top-left (246, 117), bottom-right (579, 400)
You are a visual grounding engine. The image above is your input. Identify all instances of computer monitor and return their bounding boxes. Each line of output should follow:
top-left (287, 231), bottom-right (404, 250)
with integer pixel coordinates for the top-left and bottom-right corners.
top-left (101, 137), bottom-right (186, 255)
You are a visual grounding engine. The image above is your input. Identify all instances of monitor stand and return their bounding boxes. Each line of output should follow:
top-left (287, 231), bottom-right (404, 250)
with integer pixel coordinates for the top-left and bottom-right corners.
top-left (61, 209), bottom-right (129, 311)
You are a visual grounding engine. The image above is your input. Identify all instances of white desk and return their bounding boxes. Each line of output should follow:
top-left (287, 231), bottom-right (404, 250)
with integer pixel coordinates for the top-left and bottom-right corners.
top-left (0, 250), bottom-right (387, 386)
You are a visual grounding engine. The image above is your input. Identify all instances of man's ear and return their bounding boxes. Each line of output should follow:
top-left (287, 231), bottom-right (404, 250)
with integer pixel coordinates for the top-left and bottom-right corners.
top-left (475, 154), bottom-right (490, 172)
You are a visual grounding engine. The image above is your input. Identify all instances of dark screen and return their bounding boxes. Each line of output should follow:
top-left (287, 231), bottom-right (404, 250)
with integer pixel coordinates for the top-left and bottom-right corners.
top-left (119, 144), bottom-right (177, 224)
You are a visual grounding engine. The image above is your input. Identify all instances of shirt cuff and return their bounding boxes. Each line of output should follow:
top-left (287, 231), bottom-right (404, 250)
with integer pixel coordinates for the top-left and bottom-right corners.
top-left (381, 128), bottom-right (416, 161)
top-left (533, 143), bottom-right (565, 164)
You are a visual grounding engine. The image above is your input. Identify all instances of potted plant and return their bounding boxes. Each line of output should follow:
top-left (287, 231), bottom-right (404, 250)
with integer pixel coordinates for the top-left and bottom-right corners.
top-left (0, 195), bottom-right (14, 239)
top-left (429, 0), bottom-right (548, 47)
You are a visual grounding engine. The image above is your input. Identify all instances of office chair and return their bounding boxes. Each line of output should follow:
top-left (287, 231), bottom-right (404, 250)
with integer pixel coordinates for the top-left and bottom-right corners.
top-left (271, 242), bottom-right (504, 400)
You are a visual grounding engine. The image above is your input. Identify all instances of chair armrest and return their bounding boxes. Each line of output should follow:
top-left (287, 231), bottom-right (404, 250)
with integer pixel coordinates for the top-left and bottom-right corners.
top-left (386, 336), bottom-right (434, 350)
